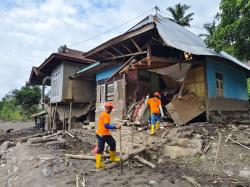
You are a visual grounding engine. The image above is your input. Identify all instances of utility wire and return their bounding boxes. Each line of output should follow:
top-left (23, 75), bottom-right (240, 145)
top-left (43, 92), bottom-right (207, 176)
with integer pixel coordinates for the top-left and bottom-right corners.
top-left (68, 8), bottom-right (154, 47)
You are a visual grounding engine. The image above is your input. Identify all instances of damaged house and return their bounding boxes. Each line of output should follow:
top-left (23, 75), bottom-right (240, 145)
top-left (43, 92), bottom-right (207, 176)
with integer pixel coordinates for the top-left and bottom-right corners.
top-left (28, 47), bottom-right (96, 130)
top-left (74, 14), bottom-right (250, 126)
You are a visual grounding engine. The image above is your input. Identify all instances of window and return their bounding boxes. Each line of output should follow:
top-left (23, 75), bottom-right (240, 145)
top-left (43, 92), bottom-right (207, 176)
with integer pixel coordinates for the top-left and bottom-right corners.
top-left (106, 83), bottom-right (114, 101)
top-left (215, 72), bottom-right (224, 97)
top-left (51, 70), bottom-right (61, 99)
top-left (96, 82), bottom-right (116, 102)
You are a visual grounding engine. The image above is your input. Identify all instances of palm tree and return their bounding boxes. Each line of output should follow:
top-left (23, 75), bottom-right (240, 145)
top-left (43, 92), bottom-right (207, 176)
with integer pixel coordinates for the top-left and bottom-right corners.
top-left (167, 3), bottom-right (194, 27)
top-left (199, 21), bottom-right (216, 47)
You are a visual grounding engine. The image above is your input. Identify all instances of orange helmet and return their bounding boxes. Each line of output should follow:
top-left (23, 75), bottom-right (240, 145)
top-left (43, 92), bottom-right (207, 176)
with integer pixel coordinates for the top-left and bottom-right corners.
top-left (154, 92), bottom-right (160, 97)
top-left (104, 101), bottom-right (114, 108)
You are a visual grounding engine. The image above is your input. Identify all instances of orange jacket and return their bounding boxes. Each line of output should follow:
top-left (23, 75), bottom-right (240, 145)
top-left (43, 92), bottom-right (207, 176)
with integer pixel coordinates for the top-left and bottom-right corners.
top-left (147, 97), bottom-right (161, 114)
top-left (96, 111), bottom-right (111, 136)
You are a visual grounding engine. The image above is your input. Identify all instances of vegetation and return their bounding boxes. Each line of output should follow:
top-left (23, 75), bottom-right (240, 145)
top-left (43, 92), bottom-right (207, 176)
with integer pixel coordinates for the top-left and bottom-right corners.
top-left (204, 0), bottom-right (250, 61)
top-left (0, 86), bottom-right (41, 121)
top-left (167, 3), bottom-right (194, 27)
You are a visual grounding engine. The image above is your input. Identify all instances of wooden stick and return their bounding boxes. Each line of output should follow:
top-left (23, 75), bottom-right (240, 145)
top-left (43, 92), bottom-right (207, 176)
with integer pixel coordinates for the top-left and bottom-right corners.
top-left (65, 154), bottom-right (96, 160)
top-left (68, 101), bottom-right (73, 130)
top-left (226, 135), bottom-right (250, 150)
top-left (104, 147), bottom-right (145, 170)
top-left (134, 156), bottom-right (156, 168)
top-left (182, 175), bottom-right (201, 187)
top-left (211, 133), bottom-right (222, 177)
top-left (119, 128), bottom-right (123, 174)
top-left (65, 131), bottom-right (75, 138)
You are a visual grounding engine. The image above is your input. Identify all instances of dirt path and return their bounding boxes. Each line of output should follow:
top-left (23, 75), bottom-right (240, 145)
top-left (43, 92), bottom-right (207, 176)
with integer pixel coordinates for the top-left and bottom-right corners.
top-left (0, 120), bottom-right (34, 132)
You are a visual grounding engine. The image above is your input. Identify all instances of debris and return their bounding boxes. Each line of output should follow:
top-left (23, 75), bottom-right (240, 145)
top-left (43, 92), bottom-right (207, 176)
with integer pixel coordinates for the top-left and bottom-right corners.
top-left (182, 175), bottom-right (201, 187)
top-left (134, 155), bottom-right (156, 168)
top-left (17, 132), bottom-right (48, 143)
top-left (239, 167), bottom-right (250, 179)
top-left (211, 133), bottom-right (222, 177)
top-left (65, 131), bottom-right (75, 138)
top-left (42, 131), bottom-right (63, 140)
top-left (225, 135), bottom-right (250, 150)
top-left (104, 147), bottom-right (145, 170)
top-left (225, 134), bottom-right (232, 143)
top-left (203, 141), bottom-right (212, 154)
top-left (27, 137), bottom-right (57, 145)
top-left (76, 169), bottom-right (86, 187)
top-left (42, 168), bottom-right (53, 177)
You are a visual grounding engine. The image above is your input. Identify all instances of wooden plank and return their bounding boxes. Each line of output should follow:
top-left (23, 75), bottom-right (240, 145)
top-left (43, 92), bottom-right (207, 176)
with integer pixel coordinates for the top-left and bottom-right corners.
top-left (131, 38), bottom-right (142, 52)
top-left (104, 51), bottom-right (147, 61)
top-left (166, 94), bottom-right (205, 126)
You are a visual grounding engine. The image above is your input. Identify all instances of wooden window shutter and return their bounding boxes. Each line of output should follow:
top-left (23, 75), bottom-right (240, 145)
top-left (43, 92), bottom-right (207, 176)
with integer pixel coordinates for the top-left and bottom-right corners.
top-left (96, 85), bottom-right (101, 103)
top-left (114, 81), bottom-right (119, 101)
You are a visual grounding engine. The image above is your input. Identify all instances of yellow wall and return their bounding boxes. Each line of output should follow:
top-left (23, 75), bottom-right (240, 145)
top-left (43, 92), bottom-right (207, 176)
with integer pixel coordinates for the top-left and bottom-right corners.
top-left (184, 67), bottom-right (205, 98)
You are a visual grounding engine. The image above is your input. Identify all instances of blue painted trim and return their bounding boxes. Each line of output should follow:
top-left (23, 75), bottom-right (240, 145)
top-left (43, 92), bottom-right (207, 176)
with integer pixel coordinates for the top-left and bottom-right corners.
top-left (96, 64), bottom-right (122, 81)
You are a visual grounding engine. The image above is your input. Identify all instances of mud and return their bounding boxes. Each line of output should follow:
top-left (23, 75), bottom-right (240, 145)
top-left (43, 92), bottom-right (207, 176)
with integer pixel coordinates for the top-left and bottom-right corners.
top-left (0, 121), bottom-right (249, 187)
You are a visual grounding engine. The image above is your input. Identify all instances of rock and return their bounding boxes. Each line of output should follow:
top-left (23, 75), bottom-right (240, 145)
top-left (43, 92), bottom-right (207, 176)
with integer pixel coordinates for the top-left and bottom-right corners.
top-left (223, 169), bottom-right (234, 177)
top-left (169, 177), bottom-right (175, 184)
top-left (157, 158), bottom-right (163, 164)
top-left (42, 168), bottom-right (53, 177)
top-left (166, 138), bottom-right (203, 159)
top-left (149, 180), bottom-right (158, 185)
top-left (239, 168), bottom-right (250, 179)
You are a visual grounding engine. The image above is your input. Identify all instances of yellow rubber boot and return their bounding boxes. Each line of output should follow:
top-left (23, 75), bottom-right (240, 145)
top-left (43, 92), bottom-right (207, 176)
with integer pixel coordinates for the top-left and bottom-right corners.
top-left (156, 122), bottom-right (160, 130)
top-left (96, 154), bottom-right (105, 169)
top-left (109, 151), bottom-right (120, 162)
top-left (150, 125), bottom-right (155, 135)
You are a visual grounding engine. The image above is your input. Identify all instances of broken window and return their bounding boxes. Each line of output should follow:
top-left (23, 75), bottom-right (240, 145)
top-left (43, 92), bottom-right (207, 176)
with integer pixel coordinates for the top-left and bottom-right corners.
top-left (106, 83), bottom-right (114, 101)
top-left (215, 72), bottom-right (224, 97)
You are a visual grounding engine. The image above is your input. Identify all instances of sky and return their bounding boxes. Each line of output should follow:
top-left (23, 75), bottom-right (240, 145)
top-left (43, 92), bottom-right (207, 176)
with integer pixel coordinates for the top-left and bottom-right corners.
top-left (0, 0), bottom-right (221, 99)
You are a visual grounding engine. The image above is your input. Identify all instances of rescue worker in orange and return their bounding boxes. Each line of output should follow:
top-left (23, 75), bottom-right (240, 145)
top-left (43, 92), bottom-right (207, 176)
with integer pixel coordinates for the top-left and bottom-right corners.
top-left (146, 92), bottom-right (164, 135)
top-left (96, 101), bottom-right (121, 169)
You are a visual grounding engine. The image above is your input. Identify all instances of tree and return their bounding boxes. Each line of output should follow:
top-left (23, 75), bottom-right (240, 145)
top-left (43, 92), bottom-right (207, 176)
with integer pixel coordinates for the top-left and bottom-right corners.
top-left (199, 21), bottom-right (217, 48)
top-left (167, 3), bottom-right (194, 27)
top-left (206, 0), bottom-right (250, 61)
top-left (13, 86), bottom-right (41, 115)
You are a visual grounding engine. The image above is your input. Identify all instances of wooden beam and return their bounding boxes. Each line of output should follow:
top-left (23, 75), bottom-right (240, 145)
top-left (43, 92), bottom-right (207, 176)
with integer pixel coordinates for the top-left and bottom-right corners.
top-left (111, 46), bottom-right (124, 56)
top-left (121, 43), bottom-right (132, 53)
top-left (86, 23), bottom-right (155, 57)
top-left (147, 43), bottom-right (152, 67)
top-left (131, 38), bottom-right (142, 52)
top-left (106, 56), bottom-right (135, 82)
top-left (103, 49), bottom-right (116, 57)
top-left (103, 51), bottom-right (147, 61)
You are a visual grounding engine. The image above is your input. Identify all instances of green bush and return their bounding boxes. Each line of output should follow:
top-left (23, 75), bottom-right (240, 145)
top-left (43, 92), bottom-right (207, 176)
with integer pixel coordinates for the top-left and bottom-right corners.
top-left (0, 85), bottom-right (41, 121)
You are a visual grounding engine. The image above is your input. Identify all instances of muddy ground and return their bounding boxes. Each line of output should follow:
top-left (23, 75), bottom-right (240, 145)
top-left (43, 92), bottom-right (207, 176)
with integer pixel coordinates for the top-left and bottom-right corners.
top-left (0, 121), bottom-right (249, 187)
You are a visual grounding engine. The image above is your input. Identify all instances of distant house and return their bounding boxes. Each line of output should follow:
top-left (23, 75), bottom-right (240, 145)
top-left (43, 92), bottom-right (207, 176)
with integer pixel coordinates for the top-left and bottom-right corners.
top-left (75, 14), bottom-right (250, 125)
top-left (28, 47), bottom-right (96, 130)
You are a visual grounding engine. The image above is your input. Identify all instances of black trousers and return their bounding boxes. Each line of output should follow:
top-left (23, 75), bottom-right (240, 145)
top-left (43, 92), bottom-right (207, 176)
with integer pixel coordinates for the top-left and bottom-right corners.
top-left (96, 134), bottom-right (116, 154)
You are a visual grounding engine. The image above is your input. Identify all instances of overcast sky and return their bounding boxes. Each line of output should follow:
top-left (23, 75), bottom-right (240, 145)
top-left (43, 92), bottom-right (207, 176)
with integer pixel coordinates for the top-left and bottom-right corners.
top-left (0, 0), bottom-right (221, 99)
